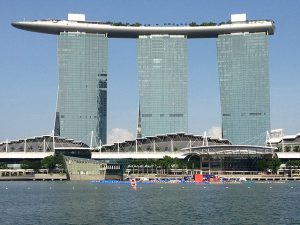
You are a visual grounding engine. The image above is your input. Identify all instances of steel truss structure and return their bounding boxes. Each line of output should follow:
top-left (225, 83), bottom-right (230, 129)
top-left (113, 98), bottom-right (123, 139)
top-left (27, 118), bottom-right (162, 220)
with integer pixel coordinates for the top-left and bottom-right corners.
top-left (93, 133), bottom-right (230, 153)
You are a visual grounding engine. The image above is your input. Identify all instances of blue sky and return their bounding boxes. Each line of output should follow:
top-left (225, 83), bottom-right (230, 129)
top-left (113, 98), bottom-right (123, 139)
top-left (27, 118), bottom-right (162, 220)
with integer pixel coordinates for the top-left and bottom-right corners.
top-left (0, 0), bottom-right (299, 141)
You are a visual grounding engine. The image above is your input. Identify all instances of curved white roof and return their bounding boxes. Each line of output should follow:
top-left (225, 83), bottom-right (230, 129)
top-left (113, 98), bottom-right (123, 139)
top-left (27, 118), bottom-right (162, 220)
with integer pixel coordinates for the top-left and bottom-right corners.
top-left (11, 19), bottom-right (275, 38)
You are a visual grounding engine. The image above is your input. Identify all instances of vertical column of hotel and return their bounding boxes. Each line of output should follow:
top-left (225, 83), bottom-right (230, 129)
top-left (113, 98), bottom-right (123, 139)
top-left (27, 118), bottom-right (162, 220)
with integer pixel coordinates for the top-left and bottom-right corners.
top-left (217, 32), bottom-right (270, 145)
top-left (137, 35), bottom-right (188, 137)
top-left (54, 32), bottom-right (108, 144)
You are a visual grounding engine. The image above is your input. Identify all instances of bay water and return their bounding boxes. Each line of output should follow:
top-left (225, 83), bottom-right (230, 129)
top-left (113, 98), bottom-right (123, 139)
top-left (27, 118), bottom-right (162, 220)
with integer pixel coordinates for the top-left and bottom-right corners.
top-left (0, 181), bottom-right (299, 225)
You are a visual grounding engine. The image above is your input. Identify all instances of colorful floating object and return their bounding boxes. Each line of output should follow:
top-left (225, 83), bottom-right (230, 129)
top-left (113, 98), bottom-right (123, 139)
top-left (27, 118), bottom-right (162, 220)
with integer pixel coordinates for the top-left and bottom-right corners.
top-left (131, 179), bottom-right (137, 190)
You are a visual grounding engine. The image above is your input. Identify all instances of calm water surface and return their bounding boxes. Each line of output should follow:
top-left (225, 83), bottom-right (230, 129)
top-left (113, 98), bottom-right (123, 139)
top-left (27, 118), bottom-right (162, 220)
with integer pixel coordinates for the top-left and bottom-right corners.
top-left (0, 181), bottom-right (299, 225)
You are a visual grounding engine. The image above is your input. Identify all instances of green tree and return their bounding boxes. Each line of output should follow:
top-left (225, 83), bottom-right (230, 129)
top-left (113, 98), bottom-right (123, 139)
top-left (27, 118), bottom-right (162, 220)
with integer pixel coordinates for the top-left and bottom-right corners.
top-left (200, 22), bottom-right (216, 26)
top-left (178, 159), bottom-right (188, 169)
top-left (31, 161), bottom-right (42, 171)
top-left (172, 158), bottom-right (187, 169)
top-left (131, 22), bottom-right (141, 27)
top-left (127, 159), bottom-right (134, 166)
top-left (20, 160), bottom-right (41, 172)
top-left (54, 154), bottom-right (64, 169)
top-left (139, 159), bottom-right (148, 173)
top-left (268, 158), bottom-right (281, 173)
top-left (172, 158), bottom-right (180, 169)
top-left (286, 160), bottom-right (294, 168)
top-left (20, 160), bottom-right (33, 169)
top-left (189, 22), bottom-right (198, 26)
top-left (146, 159), bottom-right (156, 173)
top-left (131, 159), bottom-right (142, 173)
top-left (40, 154), bottom-right (64, 170)
top-left (160, 156), bottom-right (174, 174)
top-left (41, 156), bottom-right (56, 169)
top-left (286, 160), bottom-right (300, 168)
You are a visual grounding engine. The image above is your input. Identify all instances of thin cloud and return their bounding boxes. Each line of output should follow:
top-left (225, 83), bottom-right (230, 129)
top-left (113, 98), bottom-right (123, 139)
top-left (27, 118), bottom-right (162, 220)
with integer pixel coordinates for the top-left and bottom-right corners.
top-left (107, 128), bottom-right (135, 144)
top-left (208, 126), bottom-right (222, 139)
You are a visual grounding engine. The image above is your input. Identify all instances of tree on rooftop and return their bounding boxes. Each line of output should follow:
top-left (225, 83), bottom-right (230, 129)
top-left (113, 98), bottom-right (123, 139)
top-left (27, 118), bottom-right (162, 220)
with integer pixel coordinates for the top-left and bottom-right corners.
top-left (131, 22), bottom-right (141, 27)
top-left (189, 22), bottom-right (198, 26)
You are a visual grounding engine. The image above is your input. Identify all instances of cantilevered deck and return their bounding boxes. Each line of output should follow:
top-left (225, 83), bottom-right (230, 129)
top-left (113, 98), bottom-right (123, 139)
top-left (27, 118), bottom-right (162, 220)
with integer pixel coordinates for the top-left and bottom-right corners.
top-left (11, 19), bottom-right (275, 38)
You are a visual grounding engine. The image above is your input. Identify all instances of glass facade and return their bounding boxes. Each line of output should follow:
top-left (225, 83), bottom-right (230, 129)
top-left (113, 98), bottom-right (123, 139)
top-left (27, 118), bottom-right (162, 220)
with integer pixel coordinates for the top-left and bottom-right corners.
top-left (217, 32), bottom-right (270, 145)
top-left (137, 35), bottom-right (188, 137)
top-left (55, 32), bottom-right (108, 145)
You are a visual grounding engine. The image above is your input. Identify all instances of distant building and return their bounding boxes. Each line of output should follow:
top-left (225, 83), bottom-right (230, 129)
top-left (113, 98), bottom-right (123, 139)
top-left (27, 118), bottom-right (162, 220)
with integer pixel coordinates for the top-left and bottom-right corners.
top-left (54, 31), bottom-right (108, 145)
top-left (92, 132), bottom-right (274, 172)
top-left (64, 156), bottom-right (107, 180)
top-left (137, 35), bottom-right (188, 137)
top-left (268, 129), bottom-right (300, 152)
top-left (0, 133), bottom-right (275, 173)
top-left (0, 135), bottom-right (90, 163)
top-left (268, 130), bottom-right (300, 163)
top-left (269, 129), bottom-right (284, 143)
top-left (12, 13), bottom-right (276, 146)
top-left (217, 22), bottom-right (271, 145)
top-left (98, 133), bottom-right (229, 153)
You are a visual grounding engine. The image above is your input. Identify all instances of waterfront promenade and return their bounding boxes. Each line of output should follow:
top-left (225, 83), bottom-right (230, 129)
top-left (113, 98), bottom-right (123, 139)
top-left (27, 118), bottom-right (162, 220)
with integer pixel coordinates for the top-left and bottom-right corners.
top-left (2, 167), bottom-right (300, 182)
top-left (0, 169), bottom-right (67, 181)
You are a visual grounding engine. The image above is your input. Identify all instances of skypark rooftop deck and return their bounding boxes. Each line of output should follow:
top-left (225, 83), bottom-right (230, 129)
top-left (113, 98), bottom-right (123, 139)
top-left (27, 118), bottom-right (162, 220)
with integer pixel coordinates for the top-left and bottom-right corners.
top-left (12, 18), bottom-right (275, 38)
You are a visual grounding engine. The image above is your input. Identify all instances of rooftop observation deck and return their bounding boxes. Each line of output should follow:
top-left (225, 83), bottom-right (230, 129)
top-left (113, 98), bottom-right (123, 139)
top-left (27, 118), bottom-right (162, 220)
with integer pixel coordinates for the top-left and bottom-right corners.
top-left (11, 19), bottom-right (275, 38)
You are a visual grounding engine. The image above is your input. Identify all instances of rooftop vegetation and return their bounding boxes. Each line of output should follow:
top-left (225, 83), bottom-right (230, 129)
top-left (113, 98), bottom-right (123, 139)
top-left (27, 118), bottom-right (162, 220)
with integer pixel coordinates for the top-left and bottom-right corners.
top-left (109, 21), bottom-right (221, 27)
top-left (44, 19), bottom-right (274, 27)
top-left (77, 20), bottom-right (232, 27)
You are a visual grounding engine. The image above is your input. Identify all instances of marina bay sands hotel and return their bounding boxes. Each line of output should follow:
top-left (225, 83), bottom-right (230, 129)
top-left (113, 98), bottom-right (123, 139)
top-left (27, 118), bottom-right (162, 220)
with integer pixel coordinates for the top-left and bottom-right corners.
top-left (12, 13), bottom-right (275, 146)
